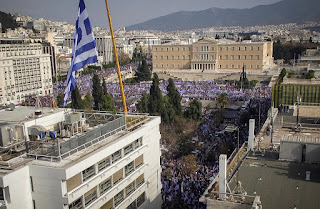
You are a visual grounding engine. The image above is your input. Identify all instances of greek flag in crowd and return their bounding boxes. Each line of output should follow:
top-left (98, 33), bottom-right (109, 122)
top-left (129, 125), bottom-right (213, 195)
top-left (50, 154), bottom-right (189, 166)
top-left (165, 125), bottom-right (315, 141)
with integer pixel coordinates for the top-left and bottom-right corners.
top-left (62, 0), bottom-right (98, 106)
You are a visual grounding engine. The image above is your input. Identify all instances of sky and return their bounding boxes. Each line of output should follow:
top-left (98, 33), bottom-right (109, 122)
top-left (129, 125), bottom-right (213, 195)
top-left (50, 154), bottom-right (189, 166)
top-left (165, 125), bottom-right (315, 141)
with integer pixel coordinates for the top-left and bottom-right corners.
top-left (0, 0), bottom-right (281, 29)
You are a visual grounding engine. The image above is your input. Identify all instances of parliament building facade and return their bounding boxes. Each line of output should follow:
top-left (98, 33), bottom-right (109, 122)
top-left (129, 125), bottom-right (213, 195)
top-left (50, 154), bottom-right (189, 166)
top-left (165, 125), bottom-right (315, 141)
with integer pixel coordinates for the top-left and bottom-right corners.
top-left (152, 39), bottom-right (274, 72)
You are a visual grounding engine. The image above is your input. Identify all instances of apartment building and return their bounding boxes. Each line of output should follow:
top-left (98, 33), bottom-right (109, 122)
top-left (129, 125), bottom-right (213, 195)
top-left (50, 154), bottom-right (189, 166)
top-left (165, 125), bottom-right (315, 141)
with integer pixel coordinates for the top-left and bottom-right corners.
top-left (152, 39), bottom-right (274, 72)
top-left (64, 36), bottom-right (113, 64)
top-left (0, 107), bottom-right (162, 209)
top-left (0, 41), bottom-right (53, 105)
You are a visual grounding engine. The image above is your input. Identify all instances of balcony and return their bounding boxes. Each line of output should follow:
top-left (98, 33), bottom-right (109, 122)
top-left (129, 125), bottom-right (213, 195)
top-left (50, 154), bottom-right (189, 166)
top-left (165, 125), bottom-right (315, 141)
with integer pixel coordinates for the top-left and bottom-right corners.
top-left (65, 144), bottom-right (148, 204)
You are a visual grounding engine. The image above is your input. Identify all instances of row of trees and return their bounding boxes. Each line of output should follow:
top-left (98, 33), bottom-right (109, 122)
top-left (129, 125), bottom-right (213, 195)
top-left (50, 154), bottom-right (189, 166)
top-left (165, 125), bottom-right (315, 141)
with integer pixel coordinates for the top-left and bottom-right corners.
top-left (136, 74), bottom-right (202, 123)
top-left (57, 74), bottom-right (116, 112)
top-left (273, 40), bottom-right (319, 63)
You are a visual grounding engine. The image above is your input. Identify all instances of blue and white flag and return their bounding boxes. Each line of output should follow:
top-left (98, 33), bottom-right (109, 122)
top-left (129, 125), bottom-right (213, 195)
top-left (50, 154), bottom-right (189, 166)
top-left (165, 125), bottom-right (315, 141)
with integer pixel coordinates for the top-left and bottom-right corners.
top-left (62, 0), bottom-right (98, 106)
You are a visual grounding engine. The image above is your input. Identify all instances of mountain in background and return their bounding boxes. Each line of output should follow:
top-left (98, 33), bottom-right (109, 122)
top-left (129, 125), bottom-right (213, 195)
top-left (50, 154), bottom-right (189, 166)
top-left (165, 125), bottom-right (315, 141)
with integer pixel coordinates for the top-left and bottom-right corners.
top-left (0, 11), bottom-right (18, 33)
top-left (126, 0), bottom-right (320, 31)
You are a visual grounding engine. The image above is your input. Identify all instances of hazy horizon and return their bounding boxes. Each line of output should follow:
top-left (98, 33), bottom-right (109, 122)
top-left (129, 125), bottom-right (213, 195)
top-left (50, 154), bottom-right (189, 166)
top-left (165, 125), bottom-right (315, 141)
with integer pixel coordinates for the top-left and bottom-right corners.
top-left (1, 0), bottom-right (281, 29)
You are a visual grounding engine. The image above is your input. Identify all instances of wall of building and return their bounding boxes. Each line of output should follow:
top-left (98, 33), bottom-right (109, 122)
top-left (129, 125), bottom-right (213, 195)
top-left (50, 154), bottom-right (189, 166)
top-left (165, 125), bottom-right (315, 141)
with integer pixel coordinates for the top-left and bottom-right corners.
top-left (152, 40), bottom-right (274, 73)
top-left (152, 45), bottom-right (192, 70)
top-left (0, 43), bottom-right (53, 105)
top-left (0, 166), bottom-right (33, 209)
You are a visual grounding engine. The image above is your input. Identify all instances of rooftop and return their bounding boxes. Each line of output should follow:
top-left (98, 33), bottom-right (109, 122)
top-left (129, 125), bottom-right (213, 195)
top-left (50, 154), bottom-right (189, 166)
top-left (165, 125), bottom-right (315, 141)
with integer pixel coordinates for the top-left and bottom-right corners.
top-left (229, 151), bottom-right (320, 209)
top-left (0, 107), bottom-right (151, 172)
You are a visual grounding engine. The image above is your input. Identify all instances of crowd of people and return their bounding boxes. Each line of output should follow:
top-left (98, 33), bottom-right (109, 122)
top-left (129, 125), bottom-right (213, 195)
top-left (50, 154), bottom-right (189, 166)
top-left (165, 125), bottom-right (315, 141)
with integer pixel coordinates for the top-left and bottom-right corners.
top-left (20, 64), bottom-right (273, 207)
top-left (160, 95), bottom-right (272, 208)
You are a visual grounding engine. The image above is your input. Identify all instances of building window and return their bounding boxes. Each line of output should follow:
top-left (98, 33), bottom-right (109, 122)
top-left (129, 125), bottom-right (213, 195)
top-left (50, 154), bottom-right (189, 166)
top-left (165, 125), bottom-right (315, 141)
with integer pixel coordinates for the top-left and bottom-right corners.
top-left (238, 55), bottom-right (241, 59)
top-left (244, 46), bottom-right (247, 51)
top-left (226, 47), bottom-right (228, 51)
top-left (244, 55), bottom-right (247, 60)
top-left (251, 46), bottom-right (254, 50)
top-left (232, 65), bottom-right (234, 68)
top-left (225, 55), bottom-right (228, 59)
top-left (112, 150), bottom-right (122, 163)
top-left (98, 157), bottom-right (110, 172)
top-left (126, 201), bottom-right (136, 209)
top-left (257, 65), bottom-right (260, 68)
top-left (238, 47), bottom-right (241, 50)
top-left (226, 65), bottom-right (228, 69)
top-left (166, 48), bottom-right (168, 51)
top-left (85, 190), bottom-right (97, 207)
top-left (238, 65), bottom-right (241, 68)
top-left (100, 178), bottom-right (112, 195)
top-left (171, 56), bottom-right (174, 60)
top-left (220, 47), bottom-right (222, 51)
top-left (250, 55), bottom-right (253, 59)
top-left (219, 65), bottom-right (222, 68)
top-left (126, 181), bottom-right (135, 196)
top-left (155, 56), bottom-right (157, 60)
top-left (124, 144), bottom-right (134, 156)
top-left (68, 198), bottom-right (82, 209)
top-left (183, 47), bottom-right (185, 51)
top-left (125, 161), bottom-right (134, 177)
top-left (219, 55), bottom-right (222, 60)
top-left (166, 56), bottom-right (168, 60)
top-left (232, 47), bottom-right (235, 51)
top-left (82, 166), bottom-right (95, 182)
top-left (114, 190), bottom-right (124, 207)
top-left (137, 192), bottom-right (145, 207)
top-left (172, 48), bottom-right (174, 51)
top-left (212, 47), bottom-right (214, 51)
top-left (257, 46), bottom-right (260, 50)
top-left (256, 55), bottom-right (260, 59)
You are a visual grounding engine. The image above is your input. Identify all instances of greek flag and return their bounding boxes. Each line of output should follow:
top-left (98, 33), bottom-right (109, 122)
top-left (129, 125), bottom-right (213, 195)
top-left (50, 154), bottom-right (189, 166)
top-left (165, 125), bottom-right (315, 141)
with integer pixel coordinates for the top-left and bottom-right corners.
top-left (62, 0), bottom-right (98, 106)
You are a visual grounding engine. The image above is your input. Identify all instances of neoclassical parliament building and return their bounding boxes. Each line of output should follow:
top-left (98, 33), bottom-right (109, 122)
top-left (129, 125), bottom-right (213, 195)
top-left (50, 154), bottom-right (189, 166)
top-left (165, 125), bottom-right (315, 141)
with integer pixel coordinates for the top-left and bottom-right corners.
top-left (152, 39), bottom-right (274, 72)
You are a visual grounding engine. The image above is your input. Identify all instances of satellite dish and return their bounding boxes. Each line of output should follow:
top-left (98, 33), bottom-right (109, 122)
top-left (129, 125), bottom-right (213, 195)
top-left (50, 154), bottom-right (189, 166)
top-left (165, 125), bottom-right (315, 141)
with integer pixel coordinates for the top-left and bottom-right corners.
top-left (9, 103), bottom-right (15, 111)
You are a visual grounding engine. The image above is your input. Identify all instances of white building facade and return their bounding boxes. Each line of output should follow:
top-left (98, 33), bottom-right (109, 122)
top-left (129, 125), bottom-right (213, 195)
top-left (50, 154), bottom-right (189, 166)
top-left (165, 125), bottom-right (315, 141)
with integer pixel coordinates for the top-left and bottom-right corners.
top-left (0, 43), bottom-right (53, 105)
top-left (0, 108), bottom-right (162, 209)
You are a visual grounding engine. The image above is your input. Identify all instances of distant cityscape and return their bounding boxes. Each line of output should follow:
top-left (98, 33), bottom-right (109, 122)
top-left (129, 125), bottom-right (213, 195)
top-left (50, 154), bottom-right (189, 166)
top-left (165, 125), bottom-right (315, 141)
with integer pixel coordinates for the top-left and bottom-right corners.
top-left (0, 7), bottom-right (319, 209)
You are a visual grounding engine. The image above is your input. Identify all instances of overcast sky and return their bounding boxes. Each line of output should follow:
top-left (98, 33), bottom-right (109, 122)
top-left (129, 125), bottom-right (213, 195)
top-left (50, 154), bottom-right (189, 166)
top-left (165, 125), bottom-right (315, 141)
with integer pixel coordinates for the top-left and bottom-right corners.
top-left (1, 0), bottom-right (281, 29)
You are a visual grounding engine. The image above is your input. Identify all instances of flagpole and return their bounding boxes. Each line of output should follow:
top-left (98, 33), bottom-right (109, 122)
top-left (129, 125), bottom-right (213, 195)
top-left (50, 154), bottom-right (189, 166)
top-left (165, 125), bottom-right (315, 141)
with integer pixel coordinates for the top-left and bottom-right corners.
top-left (104, 0), bottom-right (128, 115)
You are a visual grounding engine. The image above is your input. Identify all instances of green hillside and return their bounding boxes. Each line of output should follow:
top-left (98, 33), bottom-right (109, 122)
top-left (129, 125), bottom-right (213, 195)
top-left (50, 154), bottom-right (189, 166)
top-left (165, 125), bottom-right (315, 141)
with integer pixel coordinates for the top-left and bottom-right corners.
top-left (0, 11), bottom-right (18, 32)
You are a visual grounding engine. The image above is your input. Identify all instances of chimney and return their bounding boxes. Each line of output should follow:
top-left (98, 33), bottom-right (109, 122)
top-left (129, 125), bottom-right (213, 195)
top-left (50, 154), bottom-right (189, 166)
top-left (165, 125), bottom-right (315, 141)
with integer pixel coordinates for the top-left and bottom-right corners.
top-left (219, 154), bottom-right (227, 199)
top-left (248, 119), bottom-right (255, 151)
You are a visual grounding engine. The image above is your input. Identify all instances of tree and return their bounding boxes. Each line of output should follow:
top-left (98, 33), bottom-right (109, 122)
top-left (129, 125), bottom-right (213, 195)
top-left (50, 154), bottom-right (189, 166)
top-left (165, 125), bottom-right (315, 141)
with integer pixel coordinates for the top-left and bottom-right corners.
top-left (82, 94), bottom-right (93, 110)
top-left (102, 79), bottom-right (108, 96)
top-left (135, 60), bottom-right (151, 82)
top-left (167, 78), bottom-right (182, 116)
top-left (118, 51), bottom-right (130, 66)
top-left (92, 73), bottom-right (103, 110)
top-left (161, 96), bottom-right (176, 123)
top-left (136, 93), bottom-right (149, 113)
top-left (100, 94), bottom-right (116, 112)
top-left (178, 155), bottom-right (199, 175)
top-left (303, 70), bottom-right (315, 79)
top-left (278, 68), bottom-right (286, 83)
top-left (56, 93), bottom-right (64, 107)
top-left (71, 84), bottom-right (83, 109)
top-left (217, 93), bottom-right (228, 109)
top-left (148, 73), bottom-right (163, 115)
top-left (178, 135), bottom-right (194, 157)
top-left (185, 99), bottom-right (202, 121)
